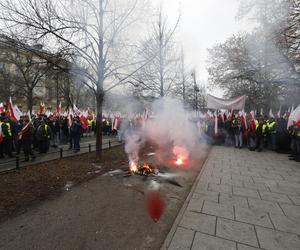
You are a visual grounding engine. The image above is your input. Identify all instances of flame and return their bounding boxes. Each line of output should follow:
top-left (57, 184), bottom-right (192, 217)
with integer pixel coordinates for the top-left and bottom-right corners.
top-left (130, 162), bottom-right (138, 173)
top-left (175, 157), bottom-right (184, 166)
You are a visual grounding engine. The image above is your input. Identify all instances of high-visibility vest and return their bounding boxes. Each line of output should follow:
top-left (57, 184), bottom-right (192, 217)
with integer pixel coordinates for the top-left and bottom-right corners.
top-left (88, 120), bottom-right (93, 127)
top-left (6, 122), bottom-right (12, 137)
top-left (268, 121), bottom-right (276, 133)
top-left (262, 124), bottom-right (268, 135)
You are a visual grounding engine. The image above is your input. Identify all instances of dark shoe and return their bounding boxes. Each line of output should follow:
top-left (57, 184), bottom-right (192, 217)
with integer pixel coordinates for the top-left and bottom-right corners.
top-left (31, 156), bottom-right (36, 161)
top-left (289, 158), bottom-right (295, 161)
top-left (0, 155), bottom-right (4, 159)
top-left (239, 147), bottom-right (242, 149)
top-left (23, 158), bottom-right (29, 162)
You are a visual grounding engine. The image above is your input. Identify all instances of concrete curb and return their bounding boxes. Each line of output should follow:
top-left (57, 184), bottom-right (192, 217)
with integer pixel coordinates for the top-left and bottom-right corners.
top-left (160, 150), bottom-right (211, 250)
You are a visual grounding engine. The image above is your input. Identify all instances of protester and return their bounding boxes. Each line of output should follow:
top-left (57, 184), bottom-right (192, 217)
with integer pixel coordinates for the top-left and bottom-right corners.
top-left (36, 120), bottom-right (51, 153)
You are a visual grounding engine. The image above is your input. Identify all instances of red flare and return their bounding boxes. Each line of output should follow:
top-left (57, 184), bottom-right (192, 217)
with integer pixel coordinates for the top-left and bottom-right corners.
top-left (146, 191), bottom-right (165, 222)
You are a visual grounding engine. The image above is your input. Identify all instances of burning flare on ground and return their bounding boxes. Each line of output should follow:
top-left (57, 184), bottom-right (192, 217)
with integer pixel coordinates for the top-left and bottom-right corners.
top-left (173, 145), bottom-right (189, 167)
top-left (130, 162), bottom-right (138, 173)
top-left (129, 161), bottom-right (154, 175)
top-left (175, 157), bottom-right (184, 166)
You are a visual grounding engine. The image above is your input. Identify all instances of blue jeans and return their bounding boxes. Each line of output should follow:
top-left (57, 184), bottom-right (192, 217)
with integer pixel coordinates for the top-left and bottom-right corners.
top-left (235, 132), bottom-right (243, 147)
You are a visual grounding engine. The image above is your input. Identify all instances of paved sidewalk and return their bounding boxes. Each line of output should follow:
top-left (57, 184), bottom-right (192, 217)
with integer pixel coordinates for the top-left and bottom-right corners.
top-left (163, 146), bottom-right (300, 250)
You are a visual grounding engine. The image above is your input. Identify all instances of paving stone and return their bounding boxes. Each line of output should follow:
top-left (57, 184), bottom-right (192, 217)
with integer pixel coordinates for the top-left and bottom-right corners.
top-left (221, 177), bottom-right (244, 187)
top-left (233, 187), bottom-right (260, 199)
top-left (243, 181), bottom-right (268, 191)
top-left (168, 227), bottom-right (195, 250)
top-left (186, 198), bottom-right (204, 213)
top-left (235, 206), bottom-right (273, 228)
top-left (232, 174), bottom-right (254, 183)
top-left (248, 198), bottom-right (283, 215)
top-left (269, 212), bottom-right (300, 235)
top-left (191, 232), bottom-right (236, 250)
top-left (202, 200), bottom-right (234, 219)
top-left (208, 183), bottom-right (233, 194)
top-left (247, 167), bottom-right (268, 174)
top-left (252, 177), bottom-right (272, 184)
top-left (288, 195), bottom-right (300, 205)
top-left (192, 190), bottom-right (219, 202)
top-left (202, 177), bottom-right (221, 184)
top-left (256, 226), bottom-right (300, 250)
top-left (283, 176), bottom-right (300, 183)
top-left (240, 171), bottom-right (261, 177)
top-left (179, 211), bottom-right (216, 235)
top-left (219, 193), bottom-right (248, 208)
top-left (280, 203), bottom-right (300, 219)
top-left (266, 184), bottom-right (298, 196)
top-left (259, 173), bottom-right (284, 180)
top-left (216, 218), bottom-right (258, 247)
top-left (237, 244), bottom-right (260, 250)
top-left (194, 182), bottom-right (209, 193)
top-left (259, 191), bottom-right (292, 204)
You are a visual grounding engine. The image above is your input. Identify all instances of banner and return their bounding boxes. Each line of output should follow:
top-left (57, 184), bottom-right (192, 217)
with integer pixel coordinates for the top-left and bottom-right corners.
top-left (207, 94), bottom-right (246, 110)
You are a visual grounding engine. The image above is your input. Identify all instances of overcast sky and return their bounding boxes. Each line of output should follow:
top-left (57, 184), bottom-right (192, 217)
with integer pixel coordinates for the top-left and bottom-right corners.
top-left (152, 0), bottom-right (251, 89)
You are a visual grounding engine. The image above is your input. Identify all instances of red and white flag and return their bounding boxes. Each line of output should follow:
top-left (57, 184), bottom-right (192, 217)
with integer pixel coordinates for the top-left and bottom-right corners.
top-left (73, 104), bottom-right (88, 129)
top-left (16, 111), bottom-right (32, 140)
top-left (8, 97), bottom-right (18, 123)
top-left (0, 103), bottom-right (4, 113)
top-left (248, 111), bottom-right (256, 131)
top-left (287, 105), bottom-right (300, 128)
top-left (0, 122), bottom-right (3, 143)
top-left (57, 102), bottom-right (61, 114)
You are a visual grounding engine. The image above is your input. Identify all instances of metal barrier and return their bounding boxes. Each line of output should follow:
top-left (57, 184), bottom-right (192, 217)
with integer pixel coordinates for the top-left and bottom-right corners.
top-left (0, 138), bottom-right (123, 173)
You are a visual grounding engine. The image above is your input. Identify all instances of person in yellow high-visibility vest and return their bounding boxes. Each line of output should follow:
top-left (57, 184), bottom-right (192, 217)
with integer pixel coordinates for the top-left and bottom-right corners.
top-left (1, 116), bottom-right (13, 158)
top-left (255, 116), bottom-right (264, 152)
top-left (87, 117), bottom-right (93, 136)
top-left (268, 117), bottom-right (277, 151)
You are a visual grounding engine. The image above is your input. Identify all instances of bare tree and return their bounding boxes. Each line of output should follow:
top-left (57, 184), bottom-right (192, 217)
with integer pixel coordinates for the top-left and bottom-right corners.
top-left (0, 0), bottom-right (150, 159)
top-left (132, 7), bottom-right (180, 98)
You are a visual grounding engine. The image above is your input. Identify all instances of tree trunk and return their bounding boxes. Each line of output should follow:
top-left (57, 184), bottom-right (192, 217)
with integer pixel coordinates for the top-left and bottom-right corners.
top-left (95, 93), bottom-right (103, 161)
top-left (27, 90), bottom-right (33, 114)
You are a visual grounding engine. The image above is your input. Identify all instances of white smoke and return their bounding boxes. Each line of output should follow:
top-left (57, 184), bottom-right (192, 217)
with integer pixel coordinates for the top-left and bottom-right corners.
top-left (124, 97), bottom-right (204, 167)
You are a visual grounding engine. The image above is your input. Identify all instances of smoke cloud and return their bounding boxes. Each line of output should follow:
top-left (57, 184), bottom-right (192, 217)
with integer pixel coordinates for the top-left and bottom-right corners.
top-left (123, 97), bottom-right (205, 168)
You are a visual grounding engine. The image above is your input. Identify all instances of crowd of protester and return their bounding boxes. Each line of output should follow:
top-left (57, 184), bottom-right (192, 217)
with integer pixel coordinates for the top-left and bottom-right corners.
top-left (0, 112), bottom-right (121, 162)
top-left (201, 113), bottom-right (300, 162)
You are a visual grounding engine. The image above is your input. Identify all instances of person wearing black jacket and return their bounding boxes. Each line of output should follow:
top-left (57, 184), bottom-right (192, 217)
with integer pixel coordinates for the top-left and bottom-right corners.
top-left (20, 116), bottom-right (35, 161)
top-left (255, 117), bottom-right (264, 152)
top-left (70, 117), bottom-right (82, 152)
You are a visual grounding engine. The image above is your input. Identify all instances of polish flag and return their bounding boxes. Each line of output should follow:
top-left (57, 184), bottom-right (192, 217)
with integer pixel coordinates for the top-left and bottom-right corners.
top-left (287, 105), bottom-right (300, 128)
top-left (57, 102), bottom-right (61, 114)
top-left (8, 97), bottom-right (18, 123)
top-left (16, 111), bottom-right (32, 141)
top-left (13, 105), bottom-right (22, 121)
top-left (248, 111), bottom-right (256, 131)
top-left (0, 122), bottom-right (3, 143)
top-left (73, 104), bottom-right (88, 129)
top-left (0, 103), bottom-right (4, 113)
